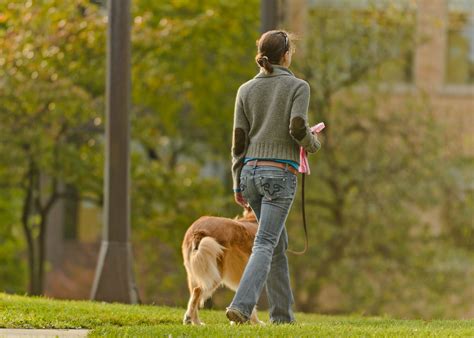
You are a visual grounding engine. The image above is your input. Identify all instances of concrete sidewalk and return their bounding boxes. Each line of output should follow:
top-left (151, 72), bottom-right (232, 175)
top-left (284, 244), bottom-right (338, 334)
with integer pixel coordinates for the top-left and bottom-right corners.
top-left (0, 329), bottom-right (89, 338)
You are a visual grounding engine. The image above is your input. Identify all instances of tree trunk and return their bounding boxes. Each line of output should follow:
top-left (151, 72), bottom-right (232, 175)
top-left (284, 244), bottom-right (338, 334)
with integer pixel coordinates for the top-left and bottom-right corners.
top-left (21, 162), bottom-right (36, 295)
top-left (34, 177), bottom-right (59, 296)
top-left (36, 216), bottom-right (47, 295)
top-left (21, 162), bottom-right (59, 296)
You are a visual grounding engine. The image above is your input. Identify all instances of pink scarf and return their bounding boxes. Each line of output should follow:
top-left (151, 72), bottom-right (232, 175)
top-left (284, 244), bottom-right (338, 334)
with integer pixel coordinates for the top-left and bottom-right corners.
top-left (298, 122), bottom-right (325, 174)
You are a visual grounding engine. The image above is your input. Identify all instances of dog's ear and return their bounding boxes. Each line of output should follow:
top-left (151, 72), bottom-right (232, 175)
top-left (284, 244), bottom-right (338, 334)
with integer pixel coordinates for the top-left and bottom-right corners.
top-left (243, 206), bottom-right (256, 221)
top-left (243, 206), bottom-right (250, 218)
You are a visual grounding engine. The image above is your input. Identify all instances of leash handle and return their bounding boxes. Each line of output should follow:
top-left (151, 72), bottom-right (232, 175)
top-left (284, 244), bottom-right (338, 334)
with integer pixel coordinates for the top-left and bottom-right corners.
top-left (288, 173), bottom-right (308, 255)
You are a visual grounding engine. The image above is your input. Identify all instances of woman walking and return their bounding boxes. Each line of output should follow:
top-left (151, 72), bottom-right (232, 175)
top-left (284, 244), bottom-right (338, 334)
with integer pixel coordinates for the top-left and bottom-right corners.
top-left (228, 30), bottom-right (321, 324)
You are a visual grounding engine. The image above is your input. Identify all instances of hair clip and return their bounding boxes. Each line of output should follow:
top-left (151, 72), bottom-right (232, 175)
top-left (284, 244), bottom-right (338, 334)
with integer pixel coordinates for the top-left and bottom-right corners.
top-left (276, 31), bottom-right (289, 51)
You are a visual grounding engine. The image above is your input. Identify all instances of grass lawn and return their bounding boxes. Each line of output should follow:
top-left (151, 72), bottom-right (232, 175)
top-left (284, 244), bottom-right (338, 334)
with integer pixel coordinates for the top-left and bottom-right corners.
top-left (0, 293), bottom-right (473, 337)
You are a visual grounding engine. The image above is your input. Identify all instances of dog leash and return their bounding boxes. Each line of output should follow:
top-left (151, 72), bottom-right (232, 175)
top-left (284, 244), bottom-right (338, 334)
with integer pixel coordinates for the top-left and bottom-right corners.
top-left (287, 172), bottom-right (308, 255)
top-left (288, 122), bottom-right (325, 255)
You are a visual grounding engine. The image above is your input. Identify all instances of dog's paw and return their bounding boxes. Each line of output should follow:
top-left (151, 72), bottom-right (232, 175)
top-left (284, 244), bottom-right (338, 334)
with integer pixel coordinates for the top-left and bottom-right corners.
top-left (230, 321), bottom-right (236, 326)
top-left (183, 314), bottom-right (192, 325)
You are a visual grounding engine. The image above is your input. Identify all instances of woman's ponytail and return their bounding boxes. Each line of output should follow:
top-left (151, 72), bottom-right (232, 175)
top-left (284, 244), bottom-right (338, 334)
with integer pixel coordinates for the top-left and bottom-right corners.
top-left (256, 54), bottom-right (273, 74)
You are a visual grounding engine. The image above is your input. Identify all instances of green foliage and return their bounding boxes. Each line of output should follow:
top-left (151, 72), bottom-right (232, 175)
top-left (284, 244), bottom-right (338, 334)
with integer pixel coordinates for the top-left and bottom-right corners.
top-left (1, 293), bottom-right (473, 337)
top-left (131, 0), bottom-right (258, 152)
top-left (0, 190), bottom-right (25, 293)
top-left (285, 3), bottom-right (474, 318)
top-left (0, 0), bottom-right (106, 294)
top-left (0, 0), bottom-right (105, 190)
top-left (440, 158), bottom-right (474, 250)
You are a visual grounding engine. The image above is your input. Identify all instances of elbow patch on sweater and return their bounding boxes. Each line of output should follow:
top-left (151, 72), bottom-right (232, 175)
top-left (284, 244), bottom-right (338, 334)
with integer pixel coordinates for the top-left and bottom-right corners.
top-left (233, 128), bottom-right (246, 156)
top-left (290, 116), bottom-right (307, 141)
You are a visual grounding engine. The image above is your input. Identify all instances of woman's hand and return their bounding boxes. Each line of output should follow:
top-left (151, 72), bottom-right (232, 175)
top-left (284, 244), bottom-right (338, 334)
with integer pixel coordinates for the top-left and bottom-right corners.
top-left (234, 192), bottom-right (247, 208)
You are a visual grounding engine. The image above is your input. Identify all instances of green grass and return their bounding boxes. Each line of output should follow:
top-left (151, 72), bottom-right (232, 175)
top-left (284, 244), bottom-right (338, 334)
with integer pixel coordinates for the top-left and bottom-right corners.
top-left (0, 293), bottom-right (473, 337)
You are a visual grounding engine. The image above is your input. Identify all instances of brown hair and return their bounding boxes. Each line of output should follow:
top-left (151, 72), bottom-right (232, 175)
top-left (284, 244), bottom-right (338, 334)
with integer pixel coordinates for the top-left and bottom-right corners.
top-left (255, 30), bottom-right (293, 74)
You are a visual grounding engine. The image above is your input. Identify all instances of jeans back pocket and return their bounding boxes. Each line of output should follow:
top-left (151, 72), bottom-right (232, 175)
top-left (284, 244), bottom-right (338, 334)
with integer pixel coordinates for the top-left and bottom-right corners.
top-left (258, 173), bottom-right (296, 200)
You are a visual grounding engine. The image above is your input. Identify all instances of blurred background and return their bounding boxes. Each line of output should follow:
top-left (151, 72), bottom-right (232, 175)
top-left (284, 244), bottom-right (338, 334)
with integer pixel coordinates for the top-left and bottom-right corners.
top-left (0, 0), bottom-right (473, 319)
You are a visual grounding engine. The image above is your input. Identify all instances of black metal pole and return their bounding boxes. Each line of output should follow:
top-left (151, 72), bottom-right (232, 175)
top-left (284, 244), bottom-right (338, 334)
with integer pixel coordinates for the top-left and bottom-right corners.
top-left (91, 0), bottom-right (138, 303)
top-left (261, 0), bottom-right (278, 33)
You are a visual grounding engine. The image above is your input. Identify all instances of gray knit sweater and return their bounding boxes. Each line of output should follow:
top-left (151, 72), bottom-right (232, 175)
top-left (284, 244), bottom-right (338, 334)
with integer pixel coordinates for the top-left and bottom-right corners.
top-left (231, 65), bottom-right (321, 190)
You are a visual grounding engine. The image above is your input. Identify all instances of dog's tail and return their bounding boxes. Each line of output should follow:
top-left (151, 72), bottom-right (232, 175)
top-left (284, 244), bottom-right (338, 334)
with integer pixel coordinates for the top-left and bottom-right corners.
top-left (190, 236), bottom-right (225, 292)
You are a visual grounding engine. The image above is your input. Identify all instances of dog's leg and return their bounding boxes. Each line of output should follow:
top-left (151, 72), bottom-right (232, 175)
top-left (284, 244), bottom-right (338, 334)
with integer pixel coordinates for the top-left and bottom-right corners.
top-left (250, 306), bottom-right (265, 325)
top-left (183, 293), bottom-right (193, 325)
top-left (184, 286), bottom-right (203, 325)
top-left (183, 270), bottom-right (203, 325)
top-left (183, 265), bottom-right (194, 324)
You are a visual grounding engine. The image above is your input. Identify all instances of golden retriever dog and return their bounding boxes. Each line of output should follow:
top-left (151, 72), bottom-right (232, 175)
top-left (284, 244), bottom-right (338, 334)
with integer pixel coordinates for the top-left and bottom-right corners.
top-left (182, 208), bottom-right (264, 325)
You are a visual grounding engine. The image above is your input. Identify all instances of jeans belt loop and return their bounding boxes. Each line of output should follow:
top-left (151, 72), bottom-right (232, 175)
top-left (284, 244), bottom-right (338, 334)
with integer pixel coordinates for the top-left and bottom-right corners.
top-left (284, 163), bottom-right (289, 173)
top-left (251, 159), bottom-right (257, 175)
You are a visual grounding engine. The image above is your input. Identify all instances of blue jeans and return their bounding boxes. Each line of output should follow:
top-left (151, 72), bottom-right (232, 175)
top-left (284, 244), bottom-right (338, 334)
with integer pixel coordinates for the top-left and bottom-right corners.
top-left (229, 164), bottom-right (297, 323)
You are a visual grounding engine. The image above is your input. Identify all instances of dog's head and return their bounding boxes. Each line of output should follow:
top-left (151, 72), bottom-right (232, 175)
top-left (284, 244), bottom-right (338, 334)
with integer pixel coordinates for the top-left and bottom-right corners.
top-left (234, 206), bottom-right (257, 223)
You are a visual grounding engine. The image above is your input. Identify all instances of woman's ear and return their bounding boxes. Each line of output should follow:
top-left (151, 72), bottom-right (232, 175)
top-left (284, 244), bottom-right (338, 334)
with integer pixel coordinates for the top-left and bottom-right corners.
top-left (282, 51), bottom-right (291, 67)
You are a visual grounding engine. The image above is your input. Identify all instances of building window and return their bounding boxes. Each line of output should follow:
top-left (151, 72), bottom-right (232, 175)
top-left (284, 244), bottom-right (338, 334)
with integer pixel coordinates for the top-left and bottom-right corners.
top-left (446, 0), bottom-right (474, 85)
